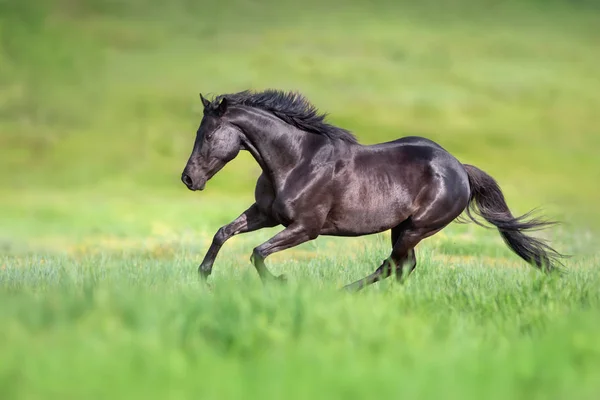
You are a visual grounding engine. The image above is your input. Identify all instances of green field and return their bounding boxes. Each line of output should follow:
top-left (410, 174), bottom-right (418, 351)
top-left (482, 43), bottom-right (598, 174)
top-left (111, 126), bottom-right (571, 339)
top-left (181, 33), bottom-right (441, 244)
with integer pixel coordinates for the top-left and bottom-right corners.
top-left (1, 0), bottom-right (600, 398)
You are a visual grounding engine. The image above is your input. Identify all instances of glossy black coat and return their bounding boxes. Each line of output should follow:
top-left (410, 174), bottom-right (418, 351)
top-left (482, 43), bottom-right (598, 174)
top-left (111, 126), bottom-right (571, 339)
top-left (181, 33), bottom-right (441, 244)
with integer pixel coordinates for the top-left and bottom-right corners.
top-left (182, 90), bottom-right (564, 291)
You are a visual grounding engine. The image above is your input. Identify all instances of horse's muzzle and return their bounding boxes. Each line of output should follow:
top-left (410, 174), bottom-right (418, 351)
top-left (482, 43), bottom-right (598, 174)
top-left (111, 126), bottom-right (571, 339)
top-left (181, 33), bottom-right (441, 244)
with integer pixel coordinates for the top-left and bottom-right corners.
top-left (181, 173), bottom-right (205, 191)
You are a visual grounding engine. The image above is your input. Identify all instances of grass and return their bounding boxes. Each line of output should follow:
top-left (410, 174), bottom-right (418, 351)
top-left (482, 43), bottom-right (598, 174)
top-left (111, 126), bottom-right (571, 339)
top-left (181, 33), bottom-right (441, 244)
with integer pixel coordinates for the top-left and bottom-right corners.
top-left (1, 0), bottom-right (600, 398)
top-left (2, 259), bottom-right (599, 399)
top-left (1, 193), bottom-right (599, 399)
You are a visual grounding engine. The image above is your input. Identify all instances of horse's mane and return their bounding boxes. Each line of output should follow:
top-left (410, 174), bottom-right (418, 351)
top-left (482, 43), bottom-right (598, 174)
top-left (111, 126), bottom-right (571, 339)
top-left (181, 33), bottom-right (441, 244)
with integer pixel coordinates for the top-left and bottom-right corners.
top-left (207, 89), bottom-right (358, 144)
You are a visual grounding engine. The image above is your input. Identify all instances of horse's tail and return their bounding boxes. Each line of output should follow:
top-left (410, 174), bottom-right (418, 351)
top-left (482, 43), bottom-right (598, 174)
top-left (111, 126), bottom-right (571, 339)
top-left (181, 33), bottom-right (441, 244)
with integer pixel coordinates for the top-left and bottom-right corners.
top-left (461, 164), bottom-right (565, 273)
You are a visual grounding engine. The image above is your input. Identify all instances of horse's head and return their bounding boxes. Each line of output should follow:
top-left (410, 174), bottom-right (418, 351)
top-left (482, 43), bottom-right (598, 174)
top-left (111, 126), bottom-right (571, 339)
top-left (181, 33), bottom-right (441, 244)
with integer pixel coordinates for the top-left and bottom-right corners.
top-left (181, 94), bottom-right (243, 191)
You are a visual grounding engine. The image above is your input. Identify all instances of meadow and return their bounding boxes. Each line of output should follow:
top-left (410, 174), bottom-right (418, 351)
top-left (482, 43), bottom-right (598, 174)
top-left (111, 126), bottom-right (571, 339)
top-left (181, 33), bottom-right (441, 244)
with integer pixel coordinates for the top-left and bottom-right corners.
top-left (1, 0), bottom-right (600, 398)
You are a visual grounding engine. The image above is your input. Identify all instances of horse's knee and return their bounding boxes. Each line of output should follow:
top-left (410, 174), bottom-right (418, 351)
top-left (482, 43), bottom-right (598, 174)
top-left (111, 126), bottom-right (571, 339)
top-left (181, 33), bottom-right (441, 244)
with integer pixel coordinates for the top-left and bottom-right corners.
top-left (213, 227), bottom-right (228, 246)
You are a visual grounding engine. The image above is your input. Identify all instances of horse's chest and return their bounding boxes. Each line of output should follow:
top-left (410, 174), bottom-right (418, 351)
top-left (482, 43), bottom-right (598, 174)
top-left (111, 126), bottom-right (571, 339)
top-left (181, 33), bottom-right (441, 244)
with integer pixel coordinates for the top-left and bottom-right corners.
top-left (270, 196), bottom-right (295, 226)
top-left (255, 165), bottom-right (335, 227)
top-left (254, 176), bottom-right (293, 226)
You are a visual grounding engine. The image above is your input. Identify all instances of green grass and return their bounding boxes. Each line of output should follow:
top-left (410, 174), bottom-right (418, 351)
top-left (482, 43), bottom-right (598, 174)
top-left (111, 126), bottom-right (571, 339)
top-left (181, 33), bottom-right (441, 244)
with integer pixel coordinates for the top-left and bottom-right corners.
top-left (1, 193), bottom-right (599, 399)
top-left (2, 260), bottom-right (600, 400)
top-left (2, 0), bottom-right (600, 398)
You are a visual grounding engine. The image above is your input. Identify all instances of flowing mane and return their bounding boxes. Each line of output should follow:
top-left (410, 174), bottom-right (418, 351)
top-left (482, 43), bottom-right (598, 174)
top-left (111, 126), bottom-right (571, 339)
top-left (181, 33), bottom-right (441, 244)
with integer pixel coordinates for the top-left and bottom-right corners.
top-left (207, 89), bottom-right (359, 144)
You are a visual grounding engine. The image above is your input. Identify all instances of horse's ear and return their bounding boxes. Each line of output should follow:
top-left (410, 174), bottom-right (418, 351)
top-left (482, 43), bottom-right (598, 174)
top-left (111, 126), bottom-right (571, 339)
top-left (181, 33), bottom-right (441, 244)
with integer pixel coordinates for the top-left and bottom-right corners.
top-left (199, 93), bottom-right (210, 109)
top-left (217, 97), bottom-right (228, 115)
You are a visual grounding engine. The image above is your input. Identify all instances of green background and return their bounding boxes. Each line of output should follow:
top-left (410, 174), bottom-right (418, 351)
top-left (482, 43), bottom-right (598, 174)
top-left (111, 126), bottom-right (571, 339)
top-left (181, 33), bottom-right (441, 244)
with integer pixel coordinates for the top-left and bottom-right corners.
top-left (1, 0), bottom-right (599, 398)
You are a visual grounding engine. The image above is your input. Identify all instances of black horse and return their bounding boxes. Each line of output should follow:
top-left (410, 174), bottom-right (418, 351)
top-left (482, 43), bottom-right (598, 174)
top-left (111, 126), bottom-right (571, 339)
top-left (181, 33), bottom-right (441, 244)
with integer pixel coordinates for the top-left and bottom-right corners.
top-left (181, 89), bottom-right (564, 291)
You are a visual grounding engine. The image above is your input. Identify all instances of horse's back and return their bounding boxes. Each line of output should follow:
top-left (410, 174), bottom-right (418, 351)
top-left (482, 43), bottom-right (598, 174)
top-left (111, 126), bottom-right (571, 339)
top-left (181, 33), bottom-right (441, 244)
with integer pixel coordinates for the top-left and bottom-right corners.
top-left (384, 136), bottom-right (469, 191)
top-left (356, 135), bottom-right (460, 169)
top-left (367, 135), bottom-right (446, 153)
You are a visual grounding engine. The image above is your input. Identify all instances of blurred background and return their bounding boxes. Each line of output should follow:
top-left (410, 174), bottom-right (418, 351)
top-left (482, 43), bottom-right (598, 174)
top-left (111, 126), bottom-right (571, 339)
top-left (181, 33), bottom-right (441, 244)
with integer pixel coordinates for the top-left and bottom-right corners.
top-left (1, 0), bottom-right (599, 246)
top-left (2, 2), bottom-right (600, 396)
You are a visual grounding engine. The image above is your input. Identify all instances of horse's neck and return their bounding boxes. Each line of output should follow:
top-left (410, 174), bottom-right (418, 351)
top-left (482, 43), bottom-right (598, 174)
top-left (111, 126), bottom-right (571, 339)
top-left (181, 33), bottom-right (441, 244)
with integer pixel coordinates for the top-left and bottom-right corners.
top-left (233, 107), bottom-right (319, 186)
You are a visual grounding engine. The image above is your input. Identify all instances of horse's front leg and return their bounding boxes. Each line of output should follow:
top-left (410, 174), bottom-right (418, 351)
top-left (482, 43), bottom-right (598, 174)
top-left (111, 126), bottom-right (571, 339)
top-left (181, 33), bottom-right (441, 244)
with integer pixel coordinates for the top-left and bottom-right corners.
top-left (250, 223), bottom-right (317, 283)
top-left (199, 203), bottom-right (277, 279)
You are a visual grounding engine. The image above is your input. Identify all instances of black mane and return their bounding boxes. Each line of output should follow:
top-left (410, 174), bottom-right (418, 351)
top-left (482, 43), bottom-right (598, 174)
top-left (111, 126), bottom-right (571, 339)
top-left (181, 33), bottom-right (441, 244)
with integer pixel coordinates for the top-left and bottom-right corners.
top-left (208, 89), bottom-right (358, 144)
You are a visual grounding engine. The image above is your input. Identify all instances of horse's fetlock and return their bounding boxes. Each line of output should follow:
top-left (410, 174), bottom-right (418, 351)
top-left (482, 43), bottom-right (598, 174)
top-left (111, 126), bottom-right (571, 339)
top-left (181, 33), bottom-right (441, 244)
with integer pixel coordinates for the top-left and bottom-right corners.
top-left (198, 264), bottom-right (212, 278)
top-left (251, 248), bottom-right (265, 262)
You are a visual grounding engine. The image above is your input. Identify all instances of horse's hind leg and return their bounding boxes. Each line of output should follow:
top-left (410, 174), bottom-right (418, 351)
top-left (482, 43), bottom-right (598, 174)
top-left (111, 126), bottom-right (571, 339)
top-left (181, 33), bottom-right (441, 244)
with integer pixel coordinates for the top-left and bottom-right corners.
top-left (395, 248), bottom-right (417, 282)
top-left (342, 223), bottom-right (424, 292)
top-left (343, 217), bottom-right (449, 292)
top-left (391, 221), bottom-right (417, 281)
top-left (341, 258), bottom-right (397, 292)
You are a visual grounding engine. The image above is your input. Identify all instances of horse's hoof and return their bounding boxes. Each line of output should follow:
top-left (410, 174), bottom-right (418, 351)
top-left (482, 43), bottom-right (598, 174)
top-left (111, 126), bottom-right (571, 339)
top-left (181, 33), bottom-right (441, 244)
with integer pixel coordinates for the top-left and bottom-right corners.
top-left (198, 273), bottom-right (210, 282)
top-left (341, 282), bottom-right (363, 292)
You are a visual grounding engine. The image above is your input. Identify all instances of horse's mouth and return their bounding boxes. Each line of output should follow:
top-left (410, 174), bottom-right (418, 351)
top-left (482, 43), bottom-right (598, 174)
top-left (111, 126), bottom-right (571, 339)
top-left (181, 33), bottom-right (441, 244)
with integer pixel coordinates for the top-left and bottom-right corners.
top-left (187, 183), bottom-right (205, 191)
top-left (183, 181), bottom-right (206, 192)
top-left (193, 179), bottom-right (206, 191)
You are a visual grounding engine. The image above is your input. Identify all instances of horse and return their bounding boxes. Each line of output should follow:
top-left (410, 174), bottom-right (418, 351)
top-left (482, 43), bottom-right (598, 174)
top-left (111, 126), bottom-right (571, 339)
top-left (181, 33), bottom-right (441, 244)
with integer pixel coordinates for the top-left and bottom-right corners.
top-left (181, 89), bottom-right (564, 291)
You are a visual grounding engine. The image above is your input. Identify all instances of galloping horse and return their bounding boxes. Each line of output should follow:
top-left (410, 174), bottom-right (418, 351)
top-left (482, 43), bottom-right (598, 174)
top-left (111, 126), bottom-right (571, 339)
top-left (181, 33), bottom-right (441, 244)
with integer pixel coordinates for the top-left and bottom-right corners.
top-left (181, 89), bottom-right (564, 291)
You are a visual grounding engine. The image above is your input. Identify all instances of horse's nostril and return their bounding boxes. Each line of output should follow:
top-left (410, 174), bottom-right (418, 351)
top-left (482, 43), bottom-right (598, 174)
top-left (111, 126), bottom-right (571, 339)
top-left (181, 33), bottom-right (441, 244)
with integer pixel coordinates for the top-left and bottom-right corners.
top-left (182, 173), bottom-right (193, 188)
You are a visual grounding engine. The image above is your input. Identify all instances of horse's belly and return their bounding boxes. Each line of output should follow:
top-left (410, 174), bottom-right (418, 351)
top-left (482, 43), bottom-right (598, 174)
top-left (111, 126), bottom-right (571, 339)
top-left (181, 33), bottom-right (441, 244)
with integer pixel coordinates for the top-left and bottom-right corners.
top-left (321, 200), bottom-right (412, 236)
